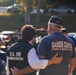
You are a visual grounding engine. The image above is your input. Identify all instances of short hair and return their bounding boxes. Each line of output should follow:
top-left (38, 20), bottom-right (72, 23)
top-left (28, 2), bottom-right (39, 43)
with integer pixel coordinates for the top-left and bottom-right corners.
top-left (48, 22), bottom-right (62, 29)
top-left (21, 24), bottom-right (36, 41)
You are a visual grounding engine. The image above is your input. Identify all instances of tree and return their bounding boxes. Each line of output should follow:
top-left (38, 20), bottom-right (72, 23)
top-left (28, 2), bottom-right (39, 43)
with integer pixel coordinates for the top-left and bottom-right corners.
top-left (36, 0), bottom-right (41, 22)
top-left (24, 0), bottom-right (31, 24)
top-left (16, 0), bottom-right (41, 23)
top-left (16, 0), bottom-right (31, 24)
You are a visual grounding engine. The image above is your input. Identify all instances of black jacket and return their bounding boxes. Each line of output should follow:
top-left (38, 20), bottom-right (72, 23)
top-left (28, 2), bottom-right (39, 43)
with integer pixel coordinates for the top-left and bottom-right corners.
top-left (7, 39), bottom-right (36, 75)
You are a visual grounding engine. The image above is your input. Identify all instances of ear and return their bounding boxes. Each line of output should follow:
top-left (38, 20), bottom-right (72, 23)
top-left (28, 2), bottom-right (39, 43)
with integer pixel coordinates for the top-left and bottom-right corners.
top-left (48, 24), bottom-right (52, 30)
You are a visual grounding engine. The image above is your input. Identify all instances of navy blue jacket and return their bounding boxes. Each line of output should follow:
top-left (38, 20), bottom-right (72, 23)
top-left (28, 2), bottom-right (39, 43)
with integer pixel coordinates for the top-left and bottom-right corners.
top-left (7, 39), bottom-right (36, 75)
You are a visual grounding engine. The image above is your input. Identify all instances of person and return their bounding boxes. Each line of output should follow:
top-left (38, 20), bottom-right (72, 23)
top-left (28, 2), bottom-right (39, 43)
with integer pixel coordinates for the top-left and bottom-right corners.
top-left (61, 27), bottom-right (67, 36)
top-left (6, 24), bottom-right (63, 75)
top-left (0, 37), bottom-right (6, 75)
top-left (36, 15), bottom-right (75, 75)
top-left (0, 37), bottom-right (5, 47)
top-left (0, 50), bottom-right (6, 75)
top-left (61, 28), bottom-right (76, 75)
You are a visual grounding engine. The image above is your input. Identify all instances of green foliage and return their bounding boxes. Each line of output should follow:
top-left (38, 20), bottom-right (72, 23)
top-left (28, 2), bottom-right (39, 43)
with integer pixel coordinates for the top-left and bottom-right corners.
top-left (0, 0), bottom-right (76, 9)
top-left (7, 3), bottom-right (25, 13)
top-left (17, 13), bottom-right (25, 22)
top-left (0, 0), bottom-right (9, 2)
top-left (42, 0), bottom-right (52, 4)
top-left (8, 0), bottom-right (15, 5)
top-left (16, 0), bottom-right (25, 3)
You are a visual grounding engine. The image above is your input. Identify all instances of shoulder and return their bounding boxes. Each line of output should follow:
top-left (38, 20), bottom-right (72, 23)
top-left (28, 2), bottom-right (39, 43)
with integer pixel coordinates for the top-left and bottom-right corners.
top-left (41, 35), bottom-right (50, 41)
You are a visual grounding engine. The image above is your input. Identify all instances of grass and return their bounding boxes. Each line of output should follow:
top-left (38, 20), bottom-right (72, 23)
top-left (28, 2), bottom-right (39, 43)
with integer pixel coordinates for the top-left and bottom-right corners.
top-left (30, 13), bottom-right (76, 32)
top-left (0, 13), bottom-right (76, 32)
top-left (0, 12), bottom-right (11, 16)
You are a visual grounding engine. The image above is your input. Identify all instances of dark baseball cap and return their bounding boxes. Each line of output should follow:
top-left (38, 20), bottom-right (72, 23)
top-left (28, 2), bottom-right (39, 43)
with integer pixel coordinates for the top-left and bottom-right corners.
top-left (49, 16), bottom-right (63, 25)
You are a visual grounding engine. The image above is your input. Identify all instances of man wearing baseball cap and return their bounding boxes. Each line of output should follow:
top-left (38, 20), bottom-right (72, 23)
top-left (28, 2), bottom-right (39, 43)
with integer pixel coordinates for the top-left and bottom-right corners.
top-left (37, 15), bottom-right (75, 75)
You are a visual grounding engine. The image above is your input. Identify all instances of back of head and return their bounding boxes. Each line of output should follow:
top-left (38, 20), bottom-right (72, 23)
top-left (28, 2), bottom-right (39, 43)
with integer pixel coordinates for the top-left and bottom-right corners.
top-left (21, 24), bottom-right (36, 41)
top-left (48, 15), bottom-right (63, 28)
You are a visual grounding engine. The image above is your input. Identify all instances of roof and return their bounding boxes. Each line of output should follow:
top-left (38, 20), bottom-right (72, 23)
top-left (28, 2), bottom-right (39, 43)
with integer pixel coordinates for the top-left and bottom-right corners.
top-left (1, 31), bottom-right (20, 35)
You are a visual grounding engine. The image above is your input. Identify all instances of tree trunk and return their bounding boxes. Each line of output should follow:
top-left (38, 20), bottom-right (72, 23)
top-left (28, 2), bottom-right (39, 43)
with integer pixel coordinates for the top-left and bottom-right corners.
top-left (36, 0), bottom-right (41, 22)
top-left (24, 0), bottom-right (31, 24)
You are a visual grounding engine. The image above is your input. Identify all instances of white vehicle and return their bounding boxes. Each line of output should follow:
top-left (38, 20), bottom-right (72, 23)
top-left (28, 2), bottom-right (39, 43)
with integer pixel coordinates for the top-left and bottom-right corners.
top-left (0, 7), bottom-right (8, 13)
top-left (68, 32), bottom-right (76, 38)
top-left (48, 6), bottom-right (75, 14)
top-left (30, 7), bottom-right (44, 14)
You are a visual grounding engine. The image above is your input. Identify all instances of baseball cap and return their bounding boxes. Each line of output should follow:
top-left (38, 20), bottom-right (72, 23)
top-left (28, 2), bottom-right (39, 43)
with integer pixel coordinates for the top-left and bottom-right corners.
top-left (49, 16), bottom-right (63, 25)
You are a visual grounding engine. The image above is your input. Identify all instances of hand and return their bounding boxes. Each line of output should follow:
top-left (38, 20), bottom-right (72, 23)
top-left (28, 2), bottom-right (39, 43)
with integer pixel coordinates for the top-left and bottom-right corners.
top-left (68, 74), bottom-right (73, 75)
top-left (11, 67), bottom-right (20, 75)
top-left (48, 53), bottom-right (63, 65)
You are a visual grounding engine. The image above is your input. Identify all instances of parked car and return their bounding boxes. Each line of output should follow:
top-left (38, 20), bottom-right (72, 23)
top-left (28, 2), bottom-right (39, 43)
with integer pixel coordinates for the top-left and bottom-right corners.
top-left (48, 6), bottom-right (75, 14)
top-left (0, 31), bottom-right (21, 51)
top-left (68, 32), bottom-right (76, 38)
top-left (1, 31), bottom-right (20, 42)
top-left (30, 7), bottom-right (44, 14)
top-left (7, 4), bottom-right (25, 13)
top-left (36, 28), bottom-right (47, 37)
top-left (67, 32), bottom-right (76, 45)
top-left (0, 7), bottom-right (8, 13)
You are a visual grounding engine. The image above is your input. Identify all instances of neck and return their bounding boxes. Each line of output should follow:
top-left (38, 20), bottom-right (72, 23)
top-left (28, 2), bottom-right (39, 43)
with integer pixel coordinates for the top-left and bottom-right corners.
top-left (50, 28), bottom-right (61, 34)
